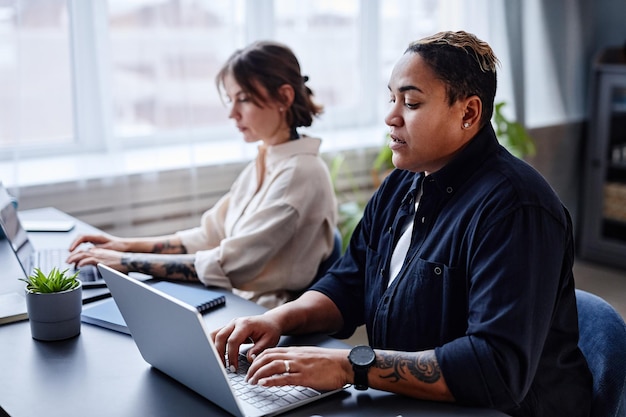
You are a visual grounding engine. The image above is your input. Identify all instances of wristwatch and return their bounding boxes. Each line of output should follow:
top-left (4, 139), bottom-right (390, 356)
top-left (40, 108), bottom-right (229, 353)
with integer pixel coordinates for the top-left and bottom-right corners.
top-left (348, 345), bottom-right (376, 390)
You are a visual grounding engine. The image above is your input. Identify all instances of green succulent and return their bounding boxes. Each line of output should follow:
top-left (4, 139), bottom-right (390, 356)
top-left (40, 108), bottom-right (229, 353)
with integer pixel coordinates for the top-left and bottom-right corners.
top-left (20, 267), bottom-right (80, 294)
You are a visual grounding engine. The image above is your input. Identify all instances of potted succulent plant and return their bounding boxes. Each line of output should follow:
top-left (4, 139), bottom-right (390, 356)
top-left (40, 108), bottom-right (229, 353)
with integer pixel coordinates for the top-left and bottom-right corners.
top-left (20, 267), bottom-right (82, 341)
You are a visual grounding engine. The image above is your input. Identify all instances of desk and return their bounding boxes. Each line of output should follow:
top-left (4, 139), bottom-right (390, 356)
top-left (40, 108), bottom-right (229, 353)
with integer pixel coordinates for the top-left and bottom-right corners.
top-left (0, 208), bottom-right (508, 417)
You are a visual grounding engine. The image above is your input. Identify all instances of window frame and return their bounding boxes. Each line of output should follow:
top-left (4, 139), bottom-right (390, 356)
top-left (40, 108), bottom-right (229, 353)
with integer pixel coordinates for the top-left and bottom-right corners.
top-left (1, 0), bottom-right (387, 161)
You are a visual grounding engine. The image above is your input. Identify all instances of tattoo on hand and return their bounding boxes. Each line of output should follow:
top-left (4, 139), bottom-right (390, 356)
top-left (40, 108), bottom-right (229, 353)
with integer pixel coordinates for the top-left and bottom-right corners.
top-left (378, 350), bottom-right (441, 384)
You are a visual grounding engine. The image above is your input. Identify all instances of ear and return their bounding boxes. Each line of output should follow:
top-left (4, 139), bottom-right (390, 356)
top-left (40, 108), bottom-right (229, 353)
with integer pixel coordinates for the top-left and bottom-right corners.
top-left (462, 96), bottom-right (482, 129)
top-left (278, 84), bottom-right (295, 108)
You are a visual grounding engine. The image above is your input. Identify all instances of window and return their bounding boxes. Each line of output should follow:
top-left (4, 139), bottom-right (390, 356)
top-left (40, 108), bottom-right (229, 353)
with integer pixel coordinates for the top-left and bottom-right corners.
top-left (0, 0), bottom-right (73, 155)
top-left (1, 0), bottom-right (517, 165)
top-left (2, 0), bottom-right (427, 160)
top-left (274, 0), bottom-right (364, 129)
top-left (108, 0), bottom-right (243, 145)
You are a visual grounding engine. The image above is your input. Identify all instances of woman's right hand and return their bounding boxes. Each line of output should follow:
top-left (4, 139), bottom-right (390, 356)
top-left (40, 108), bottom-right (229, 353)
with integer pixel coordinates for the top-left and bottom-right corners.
top-left (65, 246), bottom-right (126, 271)
top-left (211, 315), bottom-right (283, 372)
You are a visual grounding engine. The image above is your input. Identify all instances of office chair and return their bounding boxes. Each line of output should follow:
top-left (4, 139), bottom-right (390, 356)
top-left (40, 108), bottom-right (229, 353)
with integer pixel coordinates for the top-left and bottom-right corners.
top-left (313, 228), bottom-right (343, 283)
top-left (575, 289), bottom-right (626, 417)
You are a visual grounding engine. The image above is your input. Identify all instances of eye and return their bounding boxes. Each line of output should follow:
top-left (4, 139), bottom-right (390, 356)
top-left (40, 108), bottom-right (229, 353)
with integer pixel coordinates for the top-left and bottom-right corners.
top-left (404, 101), bottom-right (420, 109)
top-left (236, 94), bottom-right (250, 103)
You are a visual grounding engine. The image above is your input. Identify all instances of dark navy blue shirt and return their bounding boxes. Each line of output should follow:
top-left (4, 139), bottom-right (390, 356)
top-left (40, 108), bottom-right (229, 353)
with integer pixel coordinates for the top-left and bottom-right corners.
top-left (312, 125), bottom-right (592, 416)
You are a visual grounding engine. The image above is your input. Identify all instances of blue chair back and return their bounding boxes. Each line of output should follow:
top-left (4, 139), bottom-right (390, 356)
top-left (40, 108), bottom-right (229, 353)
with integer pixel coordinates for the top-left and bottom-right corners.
top-left (313, 228), bottom-right (342, 283)
top-left (576, 289), bottom-right (626, 417)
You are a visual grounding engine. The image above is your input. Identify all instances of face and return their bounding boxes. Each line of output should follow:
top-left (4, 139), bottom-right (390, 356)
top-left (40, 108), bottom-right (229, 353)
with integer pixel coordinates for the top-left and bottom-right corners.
top-left (222, 73), bottom-right (290, 146)
top-left (385, 52), bottom-right (472, 175)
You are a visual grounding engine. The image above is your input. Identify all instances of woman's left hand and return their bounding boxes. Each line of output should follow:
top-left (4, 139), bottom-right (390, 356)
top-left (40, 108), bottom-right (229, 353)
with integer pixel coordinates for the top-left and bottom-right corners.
top-left (245, 346), bottom-right (352, 391)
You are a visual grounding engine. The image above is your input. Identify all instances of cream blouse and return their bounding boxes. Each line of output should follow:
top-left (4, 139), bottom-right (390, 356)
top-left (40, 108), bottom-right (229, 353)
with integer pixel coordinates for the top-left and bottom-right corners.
top-left (176, 136), bottom-right (338, 308)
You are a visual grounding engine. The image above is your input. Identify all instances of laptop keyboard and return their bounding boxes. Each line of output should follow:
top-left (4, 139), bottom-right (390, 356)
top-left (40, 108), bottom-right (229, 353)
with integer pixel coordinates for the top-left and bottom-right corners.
top-left (32, 249), bottom-right (101, 284)
top-left (34, 248), bottom-right (74, 273)
top-left (228, 355), bottom-right (321, 413)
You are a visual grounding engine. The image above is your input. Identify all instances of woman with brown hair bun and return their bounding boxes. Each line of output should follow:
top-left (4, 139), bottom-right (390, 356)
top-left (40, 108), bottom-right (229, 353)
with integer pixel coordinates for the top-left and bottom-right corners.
top-left (68, 41), bottom-right (337, 309)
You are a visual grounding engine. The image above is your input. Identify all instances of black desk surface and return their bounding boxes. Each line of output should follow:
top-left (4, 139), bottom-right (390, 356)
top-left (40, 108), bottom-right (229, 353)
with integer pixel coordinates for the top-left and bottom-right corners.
top-left (0, 208), bottom-right (508, 417)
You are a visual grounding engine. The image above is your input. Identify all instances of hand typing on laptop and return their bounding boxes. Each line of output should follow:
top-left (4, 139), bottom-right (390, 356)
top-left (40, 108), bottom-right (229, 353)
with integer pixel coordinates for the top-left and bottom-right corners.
top-left (212, 291), bottom-right (357, 394)
top-left (67, 239), bottom-right (126, 272)
top-left (66, 233), bottom-right (197, 281)
top-left (245, 346), bottom-right (351, 392)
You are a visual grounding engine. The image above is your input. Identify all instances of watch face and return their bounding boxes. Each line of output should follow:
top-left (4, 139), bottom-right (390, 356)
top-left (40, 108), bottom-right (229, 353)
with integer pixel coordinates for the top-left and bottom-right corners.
top-left (350, 345), bottom-right (376, 366)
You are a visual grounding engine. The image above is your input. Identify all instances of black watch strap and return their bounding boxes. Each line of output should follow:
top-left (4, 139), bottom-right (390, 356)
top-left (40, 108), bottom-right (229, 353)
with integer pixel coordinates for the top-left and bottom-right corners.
top-left (348, 345), bottom-right (376, 390)
top-left (352, 364), bottom-right (370, 390)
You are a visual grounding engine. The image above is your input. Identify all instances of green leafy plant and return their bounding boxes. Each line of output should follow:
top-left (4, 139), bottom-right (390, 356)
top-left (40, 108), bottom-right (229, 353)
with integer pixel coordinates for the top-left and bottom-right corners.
top-left (20, 267), bottom-right (80, 293)
top-left (371, 135), bottom-right (394, 189)
top-left (337, 200), bottom-right (363, 253)
top-left (493, 101), bottom-right (536, 158)
top-left (329, 153), bottom-right (368, 253)
top-left (372, 137), bottom-right (393, 174)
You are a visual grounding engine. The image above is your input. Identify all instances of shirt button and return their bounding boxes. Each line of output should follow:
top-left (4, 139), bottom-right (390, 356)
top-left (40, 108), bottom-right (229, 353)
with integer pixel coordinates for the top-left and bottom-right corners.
top-left (421, 217), bottom-right (425, 223)
top-left (434, 266), bottom-right (442, 275)
top-left (446, 186), bottom-right (453, 193)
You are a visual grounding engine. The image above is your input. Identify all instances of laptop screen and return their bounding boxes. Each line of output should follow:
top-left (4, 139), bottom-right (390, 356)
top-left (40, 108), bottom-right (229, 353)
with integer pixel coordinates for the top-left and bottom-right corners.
top-left (0, 192), bottom-right (33, 276)
top-left (1, 202), bottom-right (28, 252)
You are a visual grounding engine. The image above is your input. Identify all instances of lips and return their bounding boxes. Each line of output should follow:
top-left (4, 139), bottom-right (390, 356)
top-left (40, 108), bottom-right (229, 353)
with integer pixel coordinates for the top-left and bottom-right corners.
top-left (390, 135), bottom-right (406, 144)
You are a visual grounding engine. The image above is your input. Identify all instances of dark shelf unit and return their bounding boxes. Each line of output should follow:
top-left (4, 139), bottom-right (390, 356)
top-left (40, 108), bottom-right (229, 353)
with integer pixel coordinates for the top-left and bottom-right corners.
top-left (580, 47), bottom-right (626, 268)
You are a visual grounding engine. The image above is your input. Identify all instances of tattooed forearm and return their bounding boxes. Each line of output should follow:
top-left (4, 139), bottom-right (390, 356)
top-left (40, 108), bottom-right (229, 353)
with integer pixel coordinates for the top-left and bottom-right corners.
top-left (152, 240), bottom-right (188, 254)
top-left (378, 351), bottom-right (405, 383)
top-left (121, 254), bottom-right (198, 282)
top-left (377, 350), bottom-right (441, 385)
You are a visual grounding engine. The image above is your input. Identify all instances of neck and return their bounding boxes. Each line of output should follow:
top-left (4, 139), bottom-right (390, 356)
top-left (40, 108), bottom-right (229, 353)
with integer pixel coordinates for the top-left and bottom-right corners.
top-left (263, 128), bottom-right (299, 147)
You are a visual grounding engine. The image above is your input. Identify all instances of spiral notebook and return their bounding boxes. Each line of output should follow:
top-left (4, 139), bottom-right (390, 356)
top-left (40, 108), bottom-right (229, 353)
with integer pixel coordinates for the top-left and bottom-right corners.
top-left (81, 281), bottom-right (225, 334)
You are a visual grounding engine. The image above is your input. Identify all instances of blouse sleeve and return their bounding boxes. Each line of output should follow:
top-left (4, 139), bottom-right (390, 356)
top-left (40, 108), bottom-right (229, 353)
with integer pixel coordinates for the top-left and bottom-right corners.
top-left (193, 202), bottom-right (299, 290)
top-left (176, 192), bottom-right (230, 252)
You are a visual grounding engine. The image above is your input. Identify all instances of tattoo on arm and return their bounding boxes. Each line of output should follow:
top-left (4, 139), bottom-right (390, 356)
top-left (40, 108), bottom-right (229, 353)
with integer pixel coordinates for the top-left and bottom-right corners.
top-left (152, 240), bottom-right (188, 254)
top-left (121, 254), bottom-right (198, 282)
top-left (377, 350), bottom-right (441, 384)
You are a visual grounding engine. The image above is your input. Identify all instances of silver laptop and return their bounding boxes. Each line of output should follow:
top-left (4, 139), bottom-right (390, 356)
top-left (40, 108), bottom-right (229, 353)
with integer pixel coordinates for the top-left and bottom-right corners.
top-left (0, 188), bottom-right (104, 289)
top-left (97, 264), bottom-right (344, 417)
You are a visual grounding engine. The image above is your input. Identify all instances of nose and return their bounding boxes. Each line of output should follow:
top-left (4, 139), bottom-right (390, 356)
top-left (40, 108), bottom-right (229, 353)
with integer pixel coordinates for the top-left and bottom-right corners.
top-left (228, 103), bottom-right (239, 120)
top-left (384, 104), bottom-right (402, 127)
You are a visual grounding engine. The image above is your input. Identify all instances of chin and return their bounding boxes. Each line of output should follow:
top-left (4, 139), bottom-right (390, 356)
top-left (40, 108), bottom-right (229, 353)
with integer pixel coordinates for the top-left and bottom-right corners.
top-left (391, 155), bottom-right (406, 170)
top-left (394, 161), bottom-right (421, 173)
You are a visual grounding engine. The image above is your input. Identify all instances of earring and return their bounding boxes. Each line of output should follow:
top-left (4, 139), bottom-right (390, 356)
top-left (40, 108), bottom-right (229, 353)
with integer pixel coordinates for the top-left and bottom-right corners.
top-left (279, 107), bottom-right (284, 112)
top-left (463, 122), bottom-right (471, 128)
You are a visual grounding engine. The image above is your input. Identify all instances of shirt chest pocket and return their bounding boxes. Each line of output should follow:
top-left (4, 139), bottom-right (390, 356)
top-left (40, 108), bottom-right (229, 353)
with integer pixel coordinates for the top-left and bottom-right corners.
top-left (392, 258), bottom-right (468, 346)
top-left (400, 257), bottom-right (465, 301)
